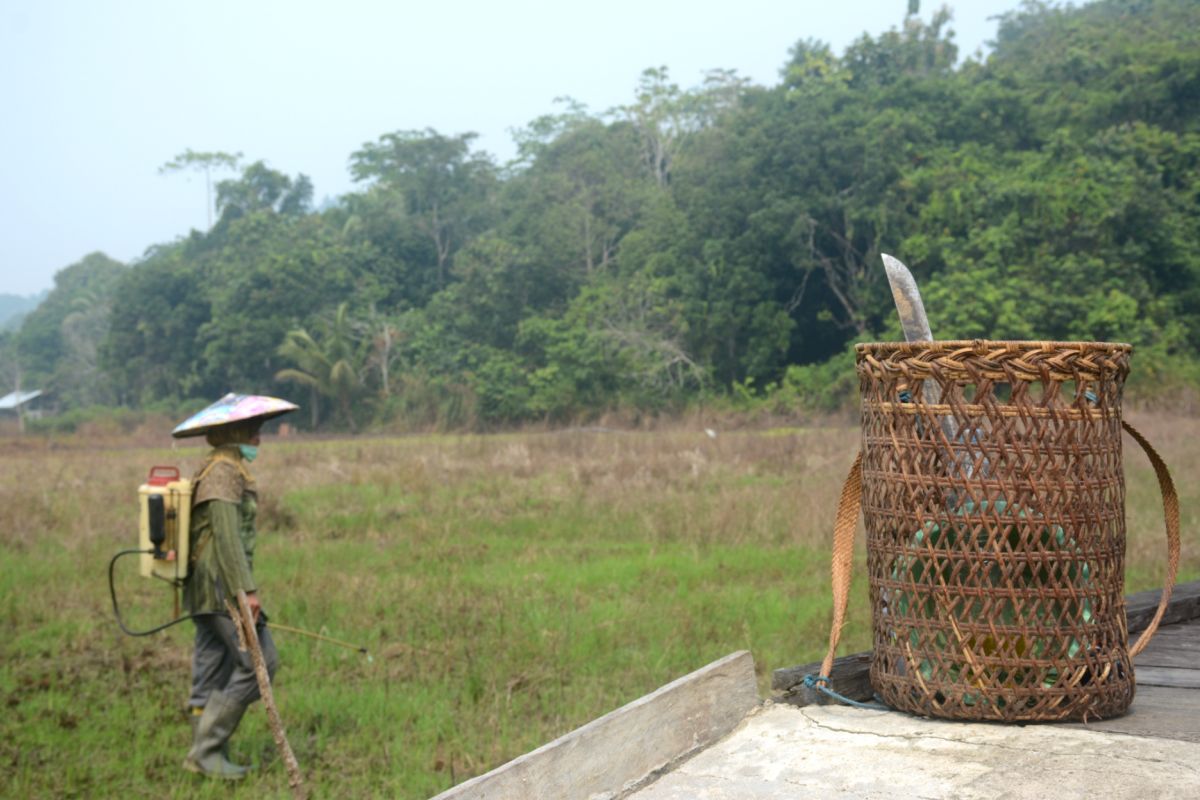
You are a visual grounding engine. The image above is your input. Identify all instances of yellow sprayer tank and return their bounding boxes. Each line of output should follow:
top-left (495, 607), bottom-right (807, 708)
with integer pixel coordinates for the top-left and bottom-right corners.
top-left (138, 466), bottom-right (192, 581)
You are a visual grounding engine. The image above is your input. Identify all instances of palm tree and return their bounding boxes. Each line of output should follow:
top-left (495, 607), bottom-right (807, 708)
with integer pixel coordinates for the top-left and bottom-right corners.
top-left (275, 304), bottom-right (366, 430)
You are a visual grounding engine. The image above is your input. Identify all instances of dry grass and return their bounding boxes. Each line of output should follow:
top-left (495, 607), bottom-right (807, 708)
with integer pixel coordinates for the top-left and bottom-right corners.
top-left (2, 412), bottom-right (1190, 582)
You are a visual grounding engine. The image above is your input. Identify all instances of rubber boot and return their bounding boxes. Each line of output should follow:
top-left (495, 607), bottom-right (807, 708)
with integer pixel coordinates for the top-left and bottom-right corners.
top-left (189, 706), bottom-right (235, 761)
top-left (183, 691), bottom-right (250, 779)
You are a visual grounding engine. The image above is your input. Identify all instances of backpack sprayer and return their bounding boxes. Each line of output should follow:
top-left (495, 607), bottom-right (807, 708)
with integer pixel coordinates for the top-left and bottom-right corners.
top-left (109, 464), bottom-right (369, 657)
top-left (108, 466), bottom-right (195, 635)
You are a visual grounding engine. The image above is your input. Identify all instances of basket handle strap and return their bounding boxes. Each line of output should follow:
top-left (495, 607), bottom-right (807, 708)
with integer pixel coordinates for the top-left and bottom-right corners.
top-left (819, 450), bottom-right (863, 681)
top-left (1123, 420), bottom-right (1181, 657)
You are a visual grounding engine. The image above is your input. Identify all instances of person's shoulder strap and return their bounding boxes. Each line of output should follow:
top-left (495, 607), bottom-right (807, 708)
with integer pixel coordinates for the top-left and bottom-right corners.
top-left (192, 448), bottom-right (253, 505)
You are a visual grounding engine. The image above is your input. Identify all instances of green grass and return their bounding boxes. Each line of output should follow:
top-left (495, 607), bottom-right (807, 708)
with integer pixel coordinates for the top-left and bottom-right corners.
top-left (0, 418), bottom-right (1196, 797)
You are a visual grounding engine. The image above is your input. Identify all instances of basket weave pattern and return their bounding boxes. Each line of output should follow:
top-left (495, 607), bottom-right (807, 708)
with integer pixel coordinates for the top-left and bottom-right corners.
top-left (858, 340), bottom-right (1134, 721)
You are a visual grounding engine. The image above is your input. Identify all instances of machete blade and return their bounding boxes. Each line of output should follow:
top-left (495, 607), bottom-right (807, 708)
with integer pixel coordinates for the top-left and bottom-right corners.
top-left (882, 253), bottom-right (933, 343)
top-left (881, 253), bottom-right (983, 485)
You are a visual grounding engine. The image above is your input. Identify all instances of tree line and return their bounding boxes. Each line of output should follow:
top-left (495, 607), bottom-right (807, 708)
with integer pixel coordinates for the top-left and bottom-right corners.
top-left (3, 0), bottom-right (1199, 430)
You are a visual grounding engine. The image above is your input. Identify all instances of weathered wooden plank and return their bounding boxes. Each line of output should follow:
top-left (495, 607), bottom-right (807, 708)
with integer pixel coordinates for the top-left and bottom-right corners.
top-left (1064, 684), bottom-right (1200, 743)
top-left (1135, 631), bottom-right (1200, 669)
top-left (772, 652), bottom-right (873, 704)
top-left (1131, 616), bottom-right (1200, 673)
top-left (1126, 580), bottom-right (1200, 634)
top-left (1135, 620), bottom-right (1194, 639)
top-left (1134, 665), bottom-right (1200, 690)
top-left (772, 580), bottom-right (1200, 706)
top-left (431, 651), bottom-right (760, 800)
top-left (1136, 648), bottom-right (1200, 670)
top-left (1138, 650), bottom-right (1200, 670)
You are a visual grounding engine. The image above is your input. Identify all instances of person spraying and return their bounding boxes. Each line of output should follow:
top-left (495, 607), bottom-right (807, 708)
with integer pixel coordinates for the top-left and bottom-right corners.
top-left (171, 393), bottom-right (297, 779)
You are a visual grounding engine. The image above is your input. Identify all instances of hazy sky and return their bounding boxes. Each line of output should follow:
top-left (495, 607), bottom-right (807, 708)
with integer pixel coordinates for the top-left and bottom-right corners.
top-left (1, 0), bottom-right (1028, 296)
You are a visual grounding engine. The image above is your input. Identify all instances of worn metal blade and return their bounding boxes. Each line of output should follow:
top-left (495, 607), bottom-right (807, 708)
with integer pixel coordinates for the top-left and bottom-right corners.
top-left (882, 252), bottom-right (939, 407)
top-left (882, 253), bottom-right (933, 343)
top-left (881, 253), bottom-right (977, 484)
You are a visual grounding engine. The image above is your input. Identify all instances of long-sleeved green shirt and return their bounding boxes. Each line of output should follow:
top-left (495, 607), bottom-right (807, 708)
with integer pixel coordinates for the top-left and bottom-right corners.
top-left (184, 452), bottom-right (259, 615)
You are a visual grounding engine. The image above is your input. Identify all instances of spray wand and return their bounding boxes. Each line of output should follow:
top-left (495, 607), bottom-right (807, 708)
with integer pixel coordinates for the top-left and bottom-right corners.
top-left (267, 622), bottom-right (372, 660)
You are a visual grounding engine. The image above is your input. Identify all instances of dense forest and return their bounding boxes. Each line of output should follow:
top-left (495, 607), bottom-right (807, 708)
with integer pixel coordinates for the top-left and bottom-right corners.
top-left (3, 0), bottom-right (1199, 430)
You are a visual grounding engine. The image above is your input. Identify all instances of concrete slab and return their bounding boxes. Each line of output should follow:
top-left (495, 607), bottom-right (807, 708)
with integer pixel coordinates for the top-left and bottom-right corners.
top-left (628, 702), bottom-right (1200, 800)
top-left (431, 651), bottom-right (760, 800)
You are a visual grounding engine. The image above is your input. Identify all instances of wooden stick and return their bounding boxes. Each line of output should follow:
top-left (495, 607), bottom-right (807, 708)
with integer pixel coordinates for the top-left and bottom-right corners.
top-left (229, 591), bottom-right (306, 797)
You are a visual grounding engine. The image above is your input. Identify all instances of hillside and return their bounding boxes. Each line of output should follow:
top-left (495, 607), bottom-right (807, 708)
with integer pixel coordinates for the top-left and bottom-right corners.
top-left (4, 0), bottom-right (1198, 429)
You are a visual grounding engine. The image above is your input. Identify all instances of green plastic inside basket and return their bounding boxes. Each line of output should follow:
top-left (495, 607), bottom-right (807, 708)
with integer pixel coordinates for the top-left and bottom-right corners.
top-left (889, 499), bottom-right (1095, 706)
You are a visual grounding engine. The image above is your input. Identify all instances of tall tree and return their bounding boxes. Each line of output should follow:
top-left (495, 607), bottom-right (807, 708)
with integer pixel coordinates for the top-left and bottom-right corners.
top-left (503, 114), bottom-right (652, 290)
top-left (197, 212), bottom-right (365, 391)
top-left (214, 161), bottom-right (313, 226)
top-left (336, 185), bottom-right (439, 309)
top-left (350, 129), bottom-right (497, 291)
top-left (101, 245), bottom-right (213, 404)
top-left (615, 67), bottom-right (748, 188)
top-left (159, 149), bottom-right (243, 229)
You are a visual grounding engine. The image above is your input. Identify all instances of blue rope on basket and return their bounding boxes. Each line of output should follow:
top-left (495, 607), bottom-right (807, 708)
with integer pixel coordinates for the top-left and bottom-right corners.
top-left (802, 674), bottom-right (889, 710)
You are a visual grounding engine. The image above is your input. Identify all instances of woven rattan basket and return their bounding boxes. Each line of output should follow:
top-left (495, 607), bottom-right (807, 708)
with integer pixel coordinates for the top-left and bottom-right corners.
top-left (819, 340), bottom-right (1179, 722)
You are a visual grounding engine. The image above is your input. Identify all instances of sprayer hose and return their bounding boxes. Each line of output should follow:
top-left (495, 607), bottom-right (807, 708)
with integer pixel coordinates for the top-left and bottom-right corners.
top-left (108, 548), bottom-right (199, 636)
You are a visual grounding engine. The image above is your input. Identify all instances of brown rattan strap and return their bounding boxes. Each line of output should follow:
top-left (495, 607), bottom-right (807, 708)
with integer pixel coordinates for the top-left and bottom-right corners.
top-left (819, 450), bottom-right (862, 682)
top-left (819, 421), bottom-right (1180, 679)
top-left (1122, 420), bottom-right (1181, 657)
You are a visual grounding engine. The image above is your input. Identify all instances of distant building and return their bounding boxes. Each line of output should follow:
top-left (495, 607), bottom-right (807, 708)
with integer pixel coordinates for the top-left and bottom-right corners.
top-left (0, 389), bottom-right (46, 431)
top-left (0, 389), bottom-right (43, 412)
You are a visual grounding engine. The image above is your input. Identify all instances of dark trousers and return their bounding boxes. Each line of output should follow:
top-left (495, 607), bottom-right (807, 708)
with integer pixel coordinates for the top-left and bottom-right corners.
top-left (188, 612), bottom-right (279, 708)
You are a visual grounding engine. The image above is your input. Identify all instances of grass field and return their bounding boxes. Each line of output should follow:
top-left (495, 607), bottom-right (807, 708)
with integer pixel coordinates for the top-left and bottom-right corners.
top-left (1, 415), bottom-right (1197, 798)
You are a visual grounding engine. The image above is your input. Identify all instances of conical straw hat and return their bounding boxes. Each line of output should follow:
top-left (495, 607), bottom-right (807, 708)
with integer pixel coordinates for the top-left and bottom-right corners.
top-left (171, 393), bottom-right (299, 439)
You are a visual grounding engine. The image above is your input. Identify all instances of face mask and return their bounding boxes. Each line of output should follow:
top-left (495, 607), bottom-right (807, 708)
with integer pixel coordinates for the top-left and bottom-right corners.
top-left (238, 444), bottom-right (259, 463)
